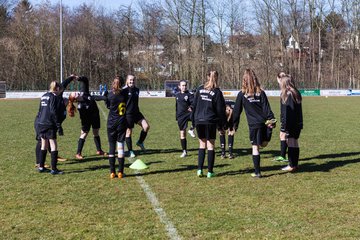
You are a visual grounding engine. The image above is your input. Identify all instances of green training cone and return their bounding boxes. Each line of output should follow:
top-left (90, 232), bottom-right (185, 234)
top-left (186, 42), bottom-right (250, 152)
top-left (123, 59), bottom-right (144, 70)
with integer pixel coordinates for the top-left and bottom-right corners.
top-left (129, 159), bottom-right (148, 170)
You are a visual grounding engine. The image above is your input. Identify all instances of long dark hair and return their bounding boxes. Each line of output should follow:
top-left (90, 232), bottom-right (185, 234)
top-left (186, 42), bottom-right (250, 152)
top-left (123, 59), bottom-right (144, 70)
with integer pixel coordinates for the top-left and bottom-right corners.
top-left (279, 75), bottom-right (302, 104)
top-left (241, 69), bottom-right (262, 96)
top-left (112, 77), bottom-right (122, 94)
top-left (204, 70), bottom-right (219, 90)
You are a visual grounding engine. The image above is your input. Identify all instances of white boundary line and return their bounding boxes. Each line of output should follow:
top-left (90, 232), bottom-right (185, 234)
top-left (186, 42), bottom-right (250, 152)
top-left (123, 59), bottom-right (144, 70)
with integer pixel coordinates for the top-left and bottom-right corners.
top-left (98, 104), bottom-right (182, 240)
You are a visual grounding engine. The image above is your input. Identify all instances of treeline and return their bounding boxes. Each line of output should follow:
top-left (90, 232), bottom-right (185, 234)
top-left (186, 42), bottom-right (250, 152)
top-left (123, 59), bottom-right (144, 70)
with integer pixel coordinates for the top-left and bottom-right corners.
top-left (0, 0), bottom-right (359, 90)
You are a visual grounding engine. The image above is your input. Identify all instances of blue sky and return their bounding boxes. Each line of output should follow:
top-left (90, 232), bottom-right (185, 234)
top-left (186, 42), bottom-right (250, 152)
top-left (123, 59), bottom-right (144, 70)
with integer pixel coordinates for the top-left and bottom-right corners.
top-left (31, 0), bottom-right (137, 11)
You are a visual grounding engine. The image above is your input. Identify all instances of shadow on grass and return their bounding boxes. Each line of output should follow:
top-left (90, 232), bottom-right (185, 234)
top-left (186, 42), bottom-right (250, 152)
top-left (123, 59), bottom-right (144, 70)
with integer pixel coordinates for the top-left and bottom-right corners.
top-left (126, 163), bottom-right (230, 177)
top-left (297, 157), bottom-right (360, 173)
top-left (231, 148), bottom-right (281, 158)
top-left (63, 155), bottom-right (107, 165)
top-left (300, 151), bottom-right (360, 161)
top-left (135, 148), bottom-right (198, 156)
top-left (217, 164), bottom-right (290, 178)
top-left (64, 160), bottom-right (165, 174)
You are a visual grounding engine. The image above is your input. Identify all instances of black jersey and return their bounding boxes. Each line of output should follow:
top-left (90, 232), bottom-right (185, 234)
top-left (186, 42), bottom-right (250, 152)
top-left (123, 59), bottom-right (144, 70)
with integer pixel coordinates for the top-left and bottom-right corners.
top-left (37, 92), bottom-right (61, 128)
top-left (175, 91), bottom-right (194, 120)
top-left (193, 85), bottom-right (227, 127)
top-left (280, 93), bottom-right (303, 131)
top-left (233, 90), bottom-right (274, 130)
top-left (106, 89), bottom-right (129, 129)
top-left (57, 76), bottom-right (74, 124)
top-left (224, 99), bottom-right (235, 127)
top-left (77, 76), bottom-right (100, 114)
top-left (123, 86), bottom-right (140, 115)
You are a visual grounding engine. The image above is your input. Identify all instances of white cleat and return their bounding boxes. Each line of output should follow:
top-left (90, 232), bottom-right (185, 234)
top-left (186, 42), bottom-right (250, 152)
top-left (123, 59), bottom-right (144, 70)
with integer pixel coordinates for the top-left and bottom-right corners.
top-left (188, 129), bottom-right (196, 138)
top-left (180, 151), bottom-right (187, 158)
top-left (129, 151), bottom-right (136, 158)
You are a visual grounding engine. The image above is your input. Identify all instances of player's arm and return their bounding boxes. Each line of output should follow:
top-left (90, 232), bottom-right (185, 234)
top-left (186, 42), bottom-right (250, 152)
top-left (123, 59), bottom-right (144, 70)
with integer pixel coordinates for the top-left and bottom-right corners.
top-left (215, 90), bottom-right (227, 130)
top-left (233, 92), bottom-right (243, 131)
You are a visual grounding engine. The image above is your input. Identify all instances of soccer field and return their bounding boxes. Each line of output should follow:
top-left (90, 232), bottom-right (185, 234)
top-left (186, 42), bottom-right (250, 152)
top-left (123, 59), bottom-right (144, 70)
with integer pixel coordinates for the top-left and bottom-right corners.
top-left (1, 96), bottom-right (360, 239)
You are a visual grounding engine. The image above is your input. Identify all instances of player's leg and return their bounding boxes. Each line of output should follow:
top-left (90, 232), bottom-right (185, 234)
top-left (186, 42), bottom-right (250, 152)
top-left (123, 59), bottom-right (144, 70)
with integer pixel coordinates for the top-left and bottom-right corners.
top-left (49, 138), bottom-right (63, 175)
top-left (227, 129), bottom-right (235, 159)
top-left (117, 126), bottom-right (127, 178)
top-left (76, 129), bottom-right (88, 159)
top-left (179, 119), bottom-right (188, 157)
top-left (136, 117), bottom-right (150, 150)
top-left (125, 128), bottom-right (135, 157)
top-left (108, 130), bottom-right (117, 179)
top-left (250, 128), bottom-right (262, 178)
top-left (196, 124), bottom-right (206, 177)
top-left (92, 112), bottom-right (105, 156)
top-left (206, 124), bottom-right (217, 178)
top-left (219, 129), bottom-right (226, 159)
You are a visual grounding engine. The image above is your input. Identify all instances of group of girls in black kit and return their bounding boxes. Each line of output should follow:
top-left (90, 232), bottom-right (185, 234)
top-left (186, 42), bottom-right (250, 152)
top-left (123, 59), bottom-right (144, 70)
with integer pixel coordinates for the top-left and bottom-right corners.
top-left (184, 68), bottom-right (302, 178)
top-left (35, 74), bottom-right (149, 178)
top-left (36, 67), bottom-right (302, 179)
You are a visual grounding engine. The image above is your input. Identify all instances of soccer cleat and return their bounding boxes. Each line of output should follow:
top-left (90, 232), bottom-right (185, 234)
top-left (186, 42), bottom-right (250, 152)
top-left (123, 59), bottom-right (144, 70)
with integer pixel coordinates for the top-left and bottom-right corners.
top-left (265, 119), bottom-right (277, 125)
top-left (110, 173), bottom-right (116, 179)
top-left (251, 173), bottom-right (262, 178)
top-left (273, 156), bottom-right (288, 162)
top-left (188, 129), bottom-right (196, 138)
top-left (50, 169), bottom-right (64, 175)
top-left (180, 151), bottom-right (187, 158)
top-left (207, 172), bottom-right (215, 178)
top-left (96, 150), bottom-right (107, 156)
top-left (118, 172), bottom-right (124, 179)
top-left (38, 167), bottom-right (50, 173)
top-left (75, 154), bottom-right (84, 160)
top-left (129, 151), bottom-right (136, 158)
top-left (136, 142), bottom-right (146, 151)
top-left (281, 165), bottom-right (296, 172)
top-left (228, 153), bottom-right (234, 159)
top-left (35, 164), bottom-right (50, 168)
top-left (57, 156), bottom-right (67, 162)
top-left (197, 170), bottom-right (204, 177)
top-left (220, 154), bottom-right (226, 159)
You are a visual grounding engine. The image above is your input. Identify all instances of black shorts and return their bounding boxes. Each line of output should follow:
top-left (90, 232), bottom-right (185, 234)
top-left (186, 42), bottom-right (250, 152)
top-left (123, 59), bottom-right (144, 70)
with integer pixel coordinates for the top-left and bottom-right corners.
top-left (79, 109), bottom-right (101, 132)
top-left (196, 124), bottom-right (217, 140)
top-left (249, 126), bottom-right (272, 145)
top-left (286, 128), bottom-right (301, 139)
top-left (177, 114), bottom-right (191, 130)
top-left (38, 125), bottom-right (57, 140)
top-left (107, 124), bottom-right (127, 143)
top-left (126, 112), bottom-right (145, 129)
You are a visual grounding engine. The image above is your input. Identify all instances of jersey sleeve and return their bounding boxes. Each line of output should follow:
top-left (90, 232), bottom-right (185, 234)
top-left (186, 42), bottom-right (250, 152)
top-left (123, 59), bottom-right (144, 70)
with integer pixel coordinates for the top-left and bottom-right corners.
top-left (49, 95), bottom-right (61, 128)
top-left (233, 91), bottom-right (244, 131)
top-left (214, 89), bottom-right (227, 129)
top-left (261, 91), bottom-right (274, 121)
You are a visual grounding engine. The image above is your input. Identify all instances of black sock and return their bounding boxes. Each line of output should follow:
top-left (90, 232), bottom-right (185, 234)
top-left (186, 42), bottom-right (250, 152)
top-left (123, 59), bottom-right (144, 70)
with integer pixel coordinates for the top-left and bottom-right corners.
top-left (138, 130), bottom-right (147, 144)
top-left (94, 136), bottom-right (102, 151)
top-left (77, 138), bottom-right (85, 154)
top-left (220, 135), bottom-right (226, 155)
top-left (293, 147), bottom-right (299, 167)
top-left (252, 155), bottom-right (261, 174)
top-left (118, 157), bottom-right (125, 173)
top-left (125, 137), bottom-right (133, 151)
top-left (109, 156), bottom-right (116, 173)
top-left (208, 150), bottom-right (215, 173)
top-left (281, 140), bottom-right (288, 158)
top-left (51, 151), bottom-right (58, 170)
top-left (180, 138), bottom-right (187, 151)
top-left (35, 141), bottom-right (41, 165)
top-left (198, 149), bottom-right (205, 170)
top-left (40, 150), bottom-right (47, 168)
top-left (288, 147), bottom-right (295, 167)
top-left (228, 135), bottom-right (234, 154)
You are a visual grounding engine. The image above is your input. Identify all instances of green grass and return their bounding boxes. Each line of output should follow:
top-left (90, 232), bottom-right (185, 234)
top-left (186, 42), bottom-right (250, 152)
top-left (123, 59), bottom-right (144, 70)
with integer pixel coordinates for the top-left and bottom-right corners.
top-left (1, 96), bottom-right (360, 239)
